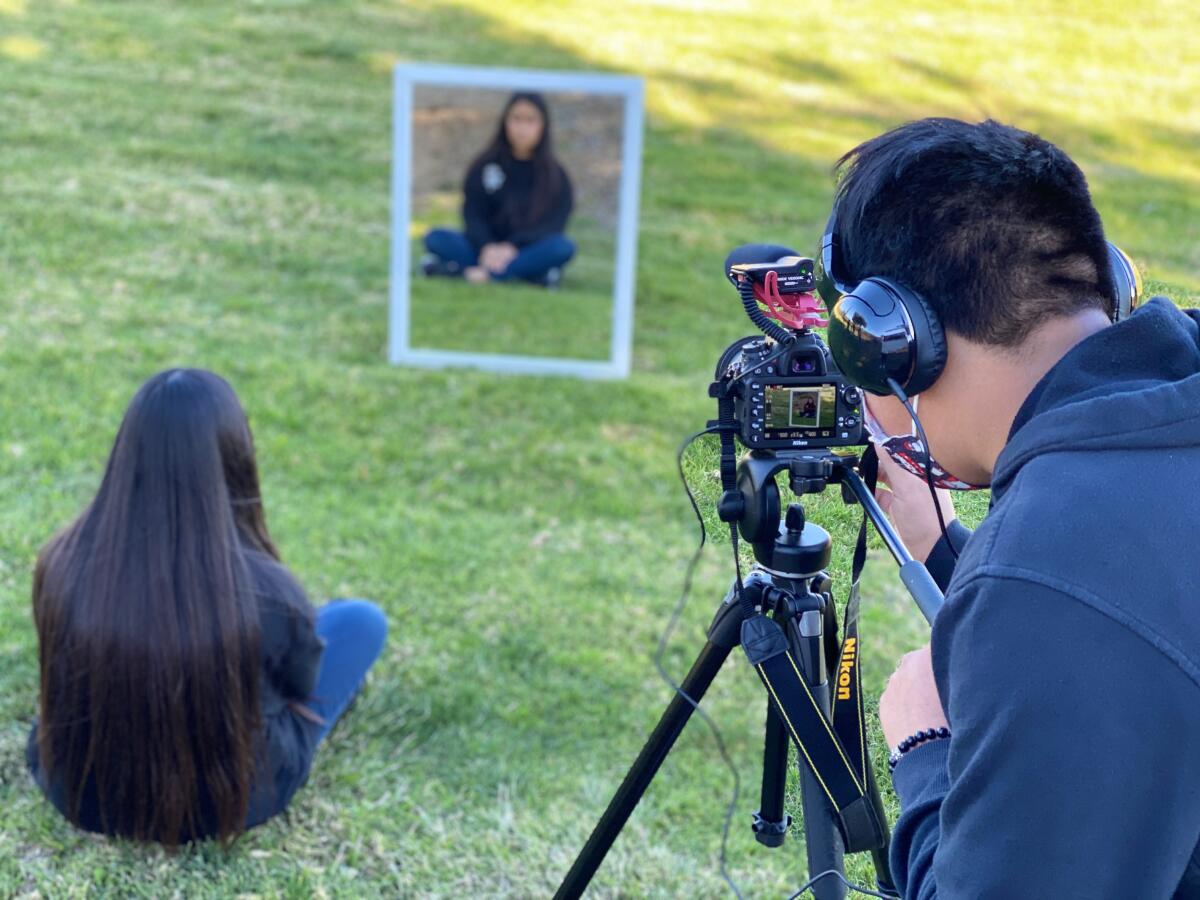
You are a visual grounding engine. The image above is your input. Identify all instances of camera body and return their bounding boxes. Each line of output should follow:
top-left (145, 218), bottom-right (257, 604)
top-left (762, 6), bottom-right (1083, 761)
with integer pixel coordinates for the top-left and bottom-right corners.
top-left (717, 254), bottom-right (867, 451)
top-left (719, 333), bottom-right (866, 450)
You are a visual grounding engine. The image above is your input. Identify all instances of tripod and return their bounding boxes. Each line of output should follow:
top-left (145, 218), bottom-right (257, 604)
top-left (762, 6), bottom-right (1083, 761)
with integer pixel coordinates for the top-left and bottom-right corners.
top-left (555, 451), bottom-right (944, 899)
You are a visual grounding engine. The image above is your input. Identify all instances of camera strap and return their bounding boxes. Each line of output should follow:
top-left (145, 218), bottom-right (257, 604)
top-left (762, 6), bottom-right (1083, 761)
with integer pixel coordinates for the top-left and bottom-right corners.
top-left (715, 385), bottom-right (739, 503)
top-left (830, 444), bottom-right (878, 796)
top-left (742, 612), bottom-right (887, 853)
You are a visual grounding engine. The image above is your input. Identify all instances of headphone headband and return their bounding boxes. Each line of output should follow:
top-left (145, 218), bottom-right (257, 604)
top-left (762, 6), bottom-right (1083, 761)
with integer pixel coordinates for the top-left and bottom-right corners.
top-left (816, 208), bottom-right (851, 312)
top-left (819, 201), bottom-right (1143, 397)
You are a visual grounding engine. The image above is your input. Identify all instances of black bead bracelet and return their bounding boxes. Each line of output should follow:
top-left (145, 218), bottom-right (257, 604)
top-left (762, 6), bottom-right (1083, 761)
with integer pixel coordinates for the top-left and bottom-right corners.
top-left (888, 726), bottom-right (951, 772)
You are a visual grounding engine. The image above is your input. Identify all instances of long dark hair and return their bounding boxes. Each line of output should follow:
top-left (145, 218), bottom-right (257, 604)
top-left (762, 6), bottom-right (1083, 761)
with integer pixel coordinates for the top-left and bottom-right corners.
top-left (468, 91), bottom-right (566, 229)
top-left (33, 369), bottom-right (275, 847)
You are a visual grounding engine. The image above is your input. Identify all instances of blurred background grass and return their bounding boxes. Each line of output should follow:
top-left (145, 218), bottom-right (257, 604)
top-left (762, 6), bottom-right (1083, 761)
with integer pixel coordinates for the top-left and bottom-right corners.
top-left (0, 0), bottom-right (1195, 897)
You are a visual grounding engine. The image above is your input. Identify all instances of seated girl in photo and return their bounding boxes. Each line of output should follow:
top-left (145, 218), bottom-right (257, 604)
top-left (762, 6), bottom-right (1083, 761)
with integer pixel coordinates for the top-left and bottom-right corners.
top-left (422, 91), bottom-right (576, 288)
top-left (26, 369), bottom-right (388, 847)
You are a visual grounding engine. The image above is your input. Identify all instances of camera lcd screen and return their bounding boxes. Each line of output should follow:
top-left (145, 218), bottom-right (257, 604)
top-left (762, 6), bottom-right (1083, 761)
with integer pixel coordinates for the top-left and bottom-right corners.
top-left (764, 384), bottom-right (837, 434)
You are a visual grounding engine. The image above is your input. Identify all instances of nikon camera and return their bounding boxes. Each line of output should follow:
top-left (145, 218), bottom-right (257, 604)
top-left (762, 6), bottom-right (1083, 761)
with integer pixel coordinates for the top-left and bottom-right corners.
top-left (715, 253), bottom-right (867, 451)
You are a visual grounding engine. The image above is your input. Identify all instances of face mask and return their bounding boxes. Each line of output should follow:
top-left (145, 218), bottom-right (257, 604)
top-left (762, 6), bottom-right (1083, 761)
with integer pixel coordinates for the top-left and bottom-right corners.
top-left (863, 396), bottom-right (988, 491)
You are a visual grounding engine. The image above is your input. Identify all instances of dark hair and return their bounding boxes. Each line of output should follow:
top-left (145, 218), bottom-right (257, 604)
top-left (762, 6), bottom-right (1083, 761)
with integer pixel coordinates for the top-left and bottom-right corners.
top-left (33, 368), bottom-right (274, 847)
top-left (468, 91), bottom-right (565, 229)
top-left (833, 118), bottom-right (1114, 345)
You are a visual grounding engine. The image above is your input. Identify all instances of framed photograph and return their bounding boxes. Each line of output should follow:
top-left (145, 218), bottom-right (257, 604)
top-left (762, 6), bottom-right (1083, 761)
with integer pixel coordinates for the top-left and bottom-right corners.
top-left (389, 63), bottom-right (645, 379)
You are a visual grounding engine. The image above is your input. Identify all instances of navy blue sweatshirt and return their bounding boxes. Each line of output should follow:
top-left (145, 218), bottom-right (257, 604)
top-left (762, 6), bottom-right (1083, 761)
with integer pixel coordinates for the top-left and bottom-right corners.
top-left (889, 297), bottom-right (1200, 898)
top-left (26, 549), bottom-right (324, 842)
top-left (462, 156), bottom-right (573, 250)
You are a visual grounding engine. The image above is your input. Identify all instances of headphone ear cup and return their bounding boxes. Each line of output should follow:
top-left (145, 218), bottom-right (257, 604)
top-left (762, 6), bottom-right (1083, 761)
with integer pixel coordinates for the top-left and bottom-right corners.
top-left (827, 278), bottom-right (946, 396)
top-left (883, 279), bottom-right (947, 395)
top-left (1107, 243), bottom-right (1142, 322)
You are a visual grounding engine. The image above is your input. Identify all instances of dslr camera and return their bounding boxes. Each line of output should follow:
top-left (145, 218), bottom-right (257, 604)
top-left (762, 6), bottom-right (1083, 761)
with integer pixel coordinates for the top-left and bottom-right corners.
top-left (714, 251), bottom-right (867, 451)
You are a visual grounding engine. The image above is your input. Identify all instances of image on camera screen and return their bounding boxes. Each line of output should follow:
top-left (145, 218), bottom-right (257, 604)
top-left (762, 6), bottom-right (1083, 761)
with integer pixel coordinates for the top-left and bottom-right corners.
top-left (789, 389), bottom-right (821, 427)
top-left (765, 385), bottom-right (838, 432)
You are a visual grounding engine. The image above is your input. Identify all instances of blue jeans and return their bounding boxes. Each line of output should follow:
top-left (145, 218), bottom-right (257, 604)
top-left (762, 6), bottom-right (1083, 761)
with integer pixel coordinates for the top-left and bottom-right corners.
top-left (304, 599), bottom-right (389, 746)
top-left (424, 228), bottom-right (575, 282)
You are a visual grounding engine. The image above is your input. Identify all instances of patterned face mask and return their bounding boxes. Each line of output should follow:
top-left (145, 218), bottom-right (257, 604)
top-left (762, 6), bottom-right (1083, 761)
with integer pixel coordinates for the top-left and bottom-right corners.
top-left (863, 396), bottom-right (988, 491)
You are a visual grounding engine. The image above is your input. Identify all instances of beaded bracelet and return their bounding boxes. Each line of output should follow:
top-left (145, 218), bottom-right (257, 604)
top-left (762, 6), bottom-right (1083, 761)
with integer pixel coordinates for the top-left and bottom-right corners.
top-left (888, 726), bottom-right (951, 772)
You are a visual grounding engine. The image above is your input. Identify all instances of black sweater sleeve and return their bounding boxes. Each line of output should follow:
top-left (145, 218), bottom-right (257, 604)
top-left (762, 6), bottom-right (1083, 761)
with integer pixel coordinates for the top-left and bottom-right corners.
top-left (923, 519), bottom-right (973, 592)
top-left (252, 554), bottom-right (325, 701)
top-left (276, 602), bottom-right (324, 700)
top-left (462, 164), bottom-right (496, 249)
top-left (507, 165), bottom-right (573, 246)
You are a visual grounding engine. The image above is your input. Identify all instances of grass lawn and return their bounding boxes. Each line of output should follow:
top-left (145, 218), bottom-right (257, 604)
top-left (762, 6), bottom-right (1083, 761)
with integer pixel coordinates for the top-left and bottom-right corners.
top-left (408, 207), bottom-right (618, 360)
top-left (0, 1), bottom-right (1196, 897)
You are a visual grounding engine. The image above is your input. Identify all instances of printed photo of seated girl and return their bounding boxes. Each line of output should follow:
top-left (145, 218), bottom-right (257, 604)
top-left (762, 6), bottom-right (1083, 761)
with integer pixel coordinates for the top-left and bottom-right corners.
top-left (421, 91), bottom-right (575, 289)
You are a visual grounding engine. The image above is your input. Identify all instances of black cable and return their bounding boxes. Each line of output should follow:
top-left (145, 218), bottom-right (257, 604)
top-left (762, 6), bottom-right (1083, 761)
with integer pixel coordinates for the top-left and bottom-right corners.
top-left (657, 425), bottom-right (745, 900)
top-left (785, 869), bottom-right (901, 899)
top-left (885, 378), bottom-right (958, 561)
top-left (738, 279), bottom-right (795, 344)
top-left (666, 429), bottom-right (901, 900)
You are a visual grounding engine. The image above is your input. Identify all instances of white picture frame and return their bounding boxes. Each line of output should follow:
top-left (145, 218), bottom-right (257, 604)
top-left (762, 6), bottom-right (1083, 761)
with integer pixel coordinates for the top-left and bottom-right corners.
top-left (388, 63), bottom-right (645, 379)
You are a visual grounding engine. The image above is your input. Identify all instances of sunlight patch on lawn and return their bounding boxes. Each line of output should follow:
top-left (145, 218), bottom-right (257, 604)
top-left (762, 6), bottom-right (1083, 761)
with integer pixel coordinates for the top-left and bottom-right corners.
top-left (365, 49), bottom-right (400, 75)
top-left (0, 34), bottom-right (44, 60)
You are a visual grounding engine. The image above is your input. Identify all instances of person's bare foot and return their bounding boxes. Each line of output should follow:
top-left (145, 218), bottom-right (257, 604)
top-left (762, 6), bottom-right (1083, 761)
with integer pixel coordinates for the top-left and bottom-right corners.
top-left (464, 265), bottom-right (490, 284)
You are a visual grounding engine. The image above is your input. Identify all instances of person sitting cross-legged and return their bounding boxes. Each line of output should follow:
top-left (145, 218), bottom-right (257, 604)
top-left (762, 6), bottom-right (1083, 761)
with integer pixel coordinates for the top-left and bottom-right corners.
top-left (422, 91), bottom-right (575, 289)
top-left (26, 368), bottom-right (389, 847)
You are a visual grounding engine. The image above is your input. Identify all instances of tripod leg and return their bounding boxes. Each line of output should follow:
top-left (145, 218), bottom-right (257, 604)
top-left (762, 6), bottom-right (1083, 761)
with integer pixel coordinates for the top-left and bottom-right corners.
top-left (756, 594), bottom-right (799, 849)
top-left (753, 704), bottom-right (792, 847)
top-left (555, 597), bottom-right (744, 900)
top-left (787, 608), bottom-right (848, 900)
top-left (795, 681), bottom-right (848, 900)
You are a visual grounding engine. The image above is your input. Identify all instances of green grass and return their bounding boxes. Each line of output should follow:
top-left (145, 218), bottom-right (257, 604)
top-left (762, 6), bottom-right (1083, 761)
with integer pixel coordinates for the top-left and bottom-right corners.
top-left (408, 207), bottom-right (617, 360)
top-left (409, 275), bottom-right (614, 359)
top-left (0, 0), bottom-right (1196, 897)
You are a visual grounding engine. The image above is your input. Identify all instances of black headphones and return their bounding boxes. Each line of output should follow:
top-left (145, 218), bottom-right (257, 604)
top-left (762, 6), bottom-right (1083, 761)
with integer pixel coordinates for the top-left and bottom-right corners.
top-left (815, 208), bottom-right (1144, 397)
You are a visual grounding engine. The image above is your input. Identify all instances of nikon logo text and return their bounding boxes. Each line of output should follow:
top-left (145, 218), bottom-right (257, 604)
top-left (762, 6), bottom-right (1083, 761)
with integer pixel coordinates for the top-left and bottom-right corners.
top-left (836, 638), bottom-right (856, 701)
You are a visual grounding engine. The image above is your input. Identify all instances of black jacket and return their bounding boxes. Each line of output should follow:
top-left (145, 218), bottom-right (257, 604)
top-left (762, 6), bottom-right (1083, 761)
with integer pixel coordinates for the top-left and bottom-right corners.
top-left (26, 548), bottom-right (325, 841)
top-left (890, 298), bottom-right (1200, 898)
top-left (462, 156), bottom-right (573, 249)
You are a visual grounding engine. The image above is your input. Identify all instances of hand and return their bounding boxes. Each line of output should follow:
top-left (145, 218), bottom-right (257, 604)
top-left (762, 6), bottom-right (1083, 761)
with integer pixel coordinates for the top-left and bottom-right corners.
top-left (479, 242), bottom-right (518, 274)
top-left (464, 265), bottom-right (490, 284)
top-left (879, 643), bottom-right (948, 748)
top-left (874, 441), bottom-right (957, 562)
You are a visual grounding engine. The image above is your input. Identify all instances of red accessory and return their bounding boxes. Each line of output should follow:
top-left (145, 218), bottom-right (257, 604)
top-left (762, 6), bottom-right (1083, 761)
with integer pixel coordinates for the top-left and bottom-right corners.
top-left (754, 270), bottom-right (829, 329)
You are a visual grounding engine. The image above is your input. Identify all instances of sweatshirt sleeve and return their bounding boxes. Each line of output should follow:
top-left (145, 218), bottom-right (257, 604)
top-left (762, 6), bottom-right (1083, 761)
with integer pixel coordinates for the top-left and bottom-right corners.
top-left (889, 575), bottom-right (1200, 899)
top-left (462, 164), bottom-right (495, 249)
top-left (277, 603), bottom-right (324, 700)
top-left (507, 165), bottom-right (573, 246)
top-left (923, 519), bottom-right (973, 592)
top-left (256, 560), bottom-right (325, 701)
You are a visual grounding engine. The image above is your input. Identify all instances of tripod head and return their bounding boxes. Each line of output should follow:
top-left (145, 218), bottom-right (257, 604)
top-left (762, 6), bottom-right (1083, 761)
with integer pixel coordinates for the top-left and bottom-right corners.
top-left (719, 450), bottom-right (852, 571)
top-left (719, 449), bottom-right (944, 624)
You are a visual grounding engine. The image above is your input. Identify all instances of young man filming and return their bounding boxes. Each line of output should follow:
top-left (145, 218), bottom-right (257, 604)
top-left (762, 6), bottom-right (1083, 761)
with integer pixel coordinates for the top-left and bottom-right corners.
top-left (825, 118), bottom-right (1200, 898)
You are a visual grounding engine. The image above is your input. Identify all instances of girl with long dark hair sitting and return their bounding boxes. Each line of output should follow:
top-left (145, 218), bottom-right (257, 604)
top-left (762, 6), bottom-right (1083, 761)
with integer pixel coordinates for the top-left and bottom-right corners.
top-left (26, 369), bottom-right (388, 847)
top-left (422, 91), bottom-right (575, 288)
